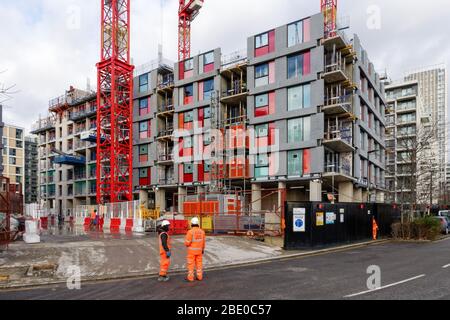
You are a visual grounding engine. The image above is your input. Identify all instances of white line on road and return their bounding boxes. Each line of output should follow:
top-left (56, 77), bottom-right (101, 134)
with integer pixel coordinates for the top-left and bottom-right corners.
top-left (443, 264), bottom-right (450, 269)
top-left (344, 274), bottom-right (426, 298)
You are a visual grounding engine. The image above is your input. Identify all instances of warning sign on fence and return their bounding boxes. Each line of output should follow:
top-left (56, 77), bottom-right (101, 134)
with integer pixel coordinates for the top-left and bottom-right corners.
top-left (293, 208), bottom-right (306, 232)
top-left (316, 212), bottom-right (324, 226)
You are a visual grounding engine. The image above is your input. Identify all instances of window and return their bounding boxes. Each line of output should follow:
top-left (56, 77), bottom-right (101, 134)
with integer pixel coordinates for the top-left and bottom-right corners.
top-left (288, 117), bottom-right (311, 143)
top-left (255, 124), bottom-right (269, 137)
top-left (184, 84), bottom-right (194, 105)
top-left (184, 58), bottom-right (194, 71)
top-left (255, 154), bottom-right (269, 178)
top-left (255, 63), bottom-right (269, 87)
top-left (255, 93), bottom-right (273, 117)
top-left (288, 150), bottom-right (303, 176)
top-left (139, 74), bottom-right (149, 92)
top-left (204, 161), bottom-right (211, 173)
top-left (288, 19), bottom-right (310, 47)
top-left (139, 98), bottom-right (149, 116)
top-left (15, 129), bottom-right (23, 140)
top-left (139, 121), bottom-right (150, 139)
top-left (255, 32), bottom-right (269, 49)
top-left (10, 157), bottom-right (16, 165)
top-left (139, 145), bottom-right (148, 163)
top-left (203, 107), bottom-right (211, 119)
top-left (203, 133), bottom-right (211, 146)
top-left (184, 136), bottom-right (193, 148)
top-left (255, 94), bottom-right (269, 108)
top-left (203, 79), bottom-right (214, 101)
top-left (287, 52), bottom-right (310, 79)
top-left (9, 148), bottom-right (16, 156)
top-left (203, 51), bottom-right (214, 65)
top-left (184, 111), bottom-right (194, 123)
top-left (16, 167), bottom-right (21, 174)
top-left (139, 168), bottom-right (150, 185)
top-left (16, 140), bottom-right (23, 148)
top-left (184, 163), bottom-right (194, 174)
top-left (288, 84), bottom-right (311, 110)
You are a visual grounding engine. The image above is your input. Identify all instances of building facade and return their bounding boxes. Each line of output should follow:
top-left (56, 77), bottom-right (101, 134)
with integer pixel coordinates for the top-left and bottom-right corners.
top-left (31, 87), bottom-right (97, 216)
top-left (24, 136), bottom-right (39, 204)
top-left (404, 65), bottom-right (448, 205)
top-left (34, 11), bottom-right (387, 215)
top-left (2, 124), bottom-right (25, 192)
top-left (384, 80), bottom-right (436, 210)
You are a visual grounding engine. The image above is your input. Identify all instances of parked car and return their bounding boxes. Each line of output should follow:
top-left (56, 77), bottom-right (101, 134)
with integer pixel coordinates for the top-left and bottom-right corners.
top-left (438, 210), bottom-right (450, 220)
top-left (433, 216), bottom-right (449, 235)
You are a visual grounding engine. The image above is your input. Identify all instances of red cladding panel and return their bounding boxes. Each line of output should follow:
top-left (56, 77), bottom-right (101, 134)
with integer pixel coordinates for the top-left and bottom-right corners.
top-left (303, 18), bottom-right (311, 42)
top-left (179, 61), bottom-right (185, 80)
top-left (255, 106), bottom-right (269, 117)
top-left (303, 149), bottom-right (311, 174)
top-left (269, 92), bottom-right (276, 114)
top-left (255, 46), bottom-right (269, 57)
top-left (204, 63), bottom-right (214, 73)
top-left (303, 51), bottom-right (311, 75)
top-left (198, 163), bottom-right (204, 182)
top-left (268, 30), bottom-right (275, 52)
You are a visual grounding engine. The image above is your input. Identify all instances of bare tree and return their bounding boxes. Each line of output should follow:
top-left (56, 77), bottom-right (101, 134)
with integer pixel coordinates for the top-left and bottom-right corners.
top-left (0, 70), bottom-right (18, 104)
top-left (395, 118), bottom-right (439, 222)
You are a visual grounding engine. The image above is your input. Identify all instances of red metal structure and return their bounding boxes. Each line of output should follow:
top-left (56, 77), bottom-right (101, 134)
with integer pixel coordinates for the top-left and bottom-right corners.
top-left (178, 0), bottom-right (204, 62)
top-left (321, 0), bottom-right (338, 38)
top-left (96, 0), bottom-right (134, 204)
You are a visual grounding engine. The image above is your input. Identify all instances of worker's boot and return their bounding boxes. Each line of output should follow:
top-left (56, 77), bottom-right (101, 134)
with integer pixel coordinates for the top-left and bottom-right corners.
top-left (158, 276), bottom-right (170, 282)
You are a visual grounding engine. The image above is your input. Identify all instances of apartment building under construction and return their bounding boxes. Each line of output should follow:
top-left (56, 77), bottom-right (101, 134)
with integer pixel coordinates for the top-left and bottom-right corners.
top-left (33, 12), bottom-right (387, 217)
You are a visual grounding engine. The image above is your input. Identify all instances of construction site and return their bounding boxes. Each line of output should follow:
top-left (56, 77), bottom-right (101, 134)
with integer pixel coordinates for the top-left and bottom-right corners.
top-left (2, 0), bottom-right (389, 249)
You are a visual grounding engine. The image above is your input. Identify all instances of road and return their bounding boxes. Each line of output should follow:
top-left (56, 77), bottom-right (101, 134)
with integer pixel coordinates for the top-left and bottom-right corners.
top-left (1, 238), bottom-right (450, 300)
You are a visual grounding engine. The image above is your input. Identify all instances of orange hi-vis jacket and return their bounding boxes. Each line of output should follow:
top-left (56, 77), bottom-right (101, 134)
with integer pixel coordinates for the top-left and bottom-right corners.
top-left (185, 227), bottom-right (205, 255)
top-left (159, 231), bottom-right (172, 255)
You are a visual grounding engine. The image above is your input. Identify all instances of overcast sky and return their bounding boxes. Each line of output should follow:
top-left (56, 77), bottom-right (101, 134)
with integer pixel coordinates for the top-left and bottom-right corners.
top-left (1, 0), bottom-right (449, 134)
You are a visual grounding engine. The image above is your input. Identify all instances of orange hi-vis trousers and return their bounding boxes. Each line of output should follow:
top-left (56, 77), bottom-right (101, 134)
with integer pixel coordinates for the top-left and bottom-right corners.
top-left (187, 253), bottom-right (203, 282)
top-left (160, 253), bottom-right (170, 277)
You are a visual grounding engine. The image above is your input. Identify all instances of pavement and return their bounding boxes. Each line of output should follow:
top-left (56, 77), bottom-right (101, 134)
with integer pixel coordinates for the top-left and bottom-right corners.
top-left (1, 237), bottom-right (449, 300)
top-left (0, 224), bottom-right (292, 288)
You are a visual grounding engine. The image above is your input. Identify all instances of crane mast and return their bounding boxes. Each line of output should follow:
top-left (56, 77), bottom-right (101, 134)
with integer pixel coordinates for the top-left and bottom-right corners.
top-left (321, 0), bottom-right (338, 38)
top-left (96, 0), bottom-right (134, 204)
top-left (178, 0), bottom-right (204, 62)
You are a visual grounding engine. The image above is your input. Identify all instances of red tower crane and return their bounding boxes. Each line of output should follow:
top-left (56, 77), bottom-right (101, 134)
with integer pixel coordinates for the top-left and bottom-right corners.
top-left (321, 0), bottom-right (338, 38)
top-left (178, 0), bottom-right (204, 62)
top-left (96, 0), bottom-right (134, 204)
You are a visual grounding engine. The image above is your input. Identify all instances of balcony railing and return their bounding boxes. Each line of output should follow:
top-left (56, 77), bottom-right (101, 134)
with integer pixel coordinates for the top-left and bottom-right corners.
top-left (158, 153), bottom-right (174, 162)
top-left (324, 162), bottom-right (351, 176)
top-left (69, 107), bottom-right (97, 122)
top-left (324, 93), bottom-right (352, 110)
top-left (158, 102), bottom-right (174, 113)
top-left (157, 74), bottom-right (175, 90)
top-left (159, 177), bottom-right (176, 185)
top-left (324, 126), bottom-right (352, 144)
top-left (74, 173), bottom-right (87, 180)
top-left (157, 128), bottom-right (174, 138)
top-left (222, 82), bottom-right (248, 98)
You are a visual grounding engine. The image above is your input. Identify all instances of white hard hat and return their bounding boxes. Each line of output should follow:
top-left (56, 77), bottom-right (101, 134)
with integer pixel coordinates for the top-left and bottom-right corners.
top-left (191, 217), bottom-right (200, 225)
top-left (161, 220), bottom-right (171, 227)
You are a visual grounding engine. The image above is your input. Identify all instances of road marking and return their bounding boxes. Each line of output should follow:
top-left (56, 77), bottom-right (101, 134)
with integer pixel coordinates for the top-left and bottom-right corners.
top-left (443, 264), bottom-right (450, 269)
top-left (344, 274), bottom-right (426, 298)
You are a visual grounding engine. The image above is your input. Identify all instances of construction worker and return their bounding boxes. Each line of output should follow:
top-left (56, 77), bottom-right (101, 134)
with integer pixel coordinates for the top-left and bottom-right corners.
top-left (90, 209), bottom-right (97, 230)
top-left (372, 217), bottom-right (379, 240)
top-left (158, 220), bottom-right (172, 282)
top-left (185, 217), bottom-right (206, 282)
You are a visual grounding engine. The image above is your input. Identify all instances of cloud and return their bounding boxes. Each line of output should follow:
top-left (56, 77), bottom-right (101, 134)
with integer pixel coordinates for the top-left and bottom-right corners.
top-left (0, 0), bottom-right (449, 133)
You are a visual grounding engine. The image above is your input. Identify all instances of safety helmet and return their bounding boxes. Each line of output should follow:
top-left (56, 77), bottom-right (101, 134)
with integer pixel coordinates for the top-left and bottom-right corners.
top-left (191, 217), bottom-right (200, 225)
top-left (161, 220), bottom-right (171, 227)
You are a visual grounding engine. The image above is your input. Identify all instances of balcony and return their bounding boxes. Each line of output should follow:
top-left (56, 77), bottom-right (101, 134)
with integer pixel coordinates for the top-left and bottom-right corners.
top-left (323, 126), bottom-right (354, 153)
top-left (323, 94), bottom-right (353, 116)
top-left (74, 172), bottom-right (87, 181)
top-left (323, 52), bottom-right (351, 84)
top-left (221, 82), bottom-right (248, 104)
top-left (157, 74), bottom-right (175, 91)
top-left (158, 177), bottom-right (176, 185)
top-left (157, 102), bottom-right (174, 116)
top-left (74, 188), bottom-right (86, 197)
top-left (157, 152), bottom-right (174, 164)
top-left (31, 117), bottom-right (56, 135)
top-left (323, 162), bottom-right (354, 182)
top-left (157, 128), bottom-right (174, 140)
top-left (69, 107), bottom-right (97, 122)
